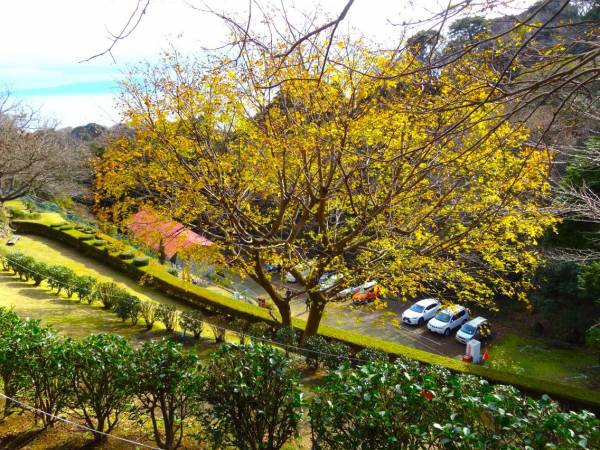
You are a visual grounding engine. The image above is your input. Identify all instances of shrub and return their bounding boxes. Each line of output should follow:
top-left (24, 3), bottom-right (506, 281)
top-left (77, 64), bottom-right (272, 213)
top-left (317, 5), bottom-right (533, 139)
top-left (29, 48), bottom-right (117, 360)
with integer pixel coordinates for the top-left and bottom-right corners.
top-left (275, 326), bottom-right (299, 355)
top-left (118, 250), bottom-right (134, 260)
top-left (30, 261), bottom-right (49, 287)
top-left (208, 315), bottom-right (228, 343)
top-left (179, 311), bottom-right (204, 339)
top-left (309, 360), bottom-right (600, 449)
top-left (201, 344), bottom-right (304, 450)
top-left (157, 304), bottom-right (179, 332)
top-left (73, 275), bottom-right (97, 303)
top-left (230, 318), bottom-right (250, 344)
top-left (355, 347), bottom-right (388, 364)
top-left (92, 239), bottom-right (107, 247)
top-left (0, 309), bottom-right (42, 416)
top-left (140, 301), bottom-right (158, 330)
top-left (115, 296), bottom-right (141, 324)
top-left (303, 335), bottom-right (329, 370)
top-left (321, 341), bottom-right (351, 370)
top-left (167, 267), bottom-right (179, 277)
top-left (132, 256), bottom-right (150, 267)
top-left (46, 265), bottom-right (75, 295)
top-left (93, 281), bottom-right (127, 310)
top-left (248, 322), bottom-right (273, 341)
top-left (133, 339), bottom-right (201, 450)
top-left (25, 331), bottom-right (73, 427)
top-left (66, 334), bottom-right (135, 443)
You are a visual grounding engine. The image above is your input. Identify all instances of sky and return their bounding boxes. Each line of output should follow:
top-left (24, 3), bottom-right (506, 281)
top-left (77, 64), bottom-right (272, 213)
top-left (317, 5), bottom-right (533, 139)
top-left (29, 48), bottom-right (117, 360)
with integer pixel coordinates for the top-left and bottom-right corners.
top-left (0, 0), bottom-right (532, 127)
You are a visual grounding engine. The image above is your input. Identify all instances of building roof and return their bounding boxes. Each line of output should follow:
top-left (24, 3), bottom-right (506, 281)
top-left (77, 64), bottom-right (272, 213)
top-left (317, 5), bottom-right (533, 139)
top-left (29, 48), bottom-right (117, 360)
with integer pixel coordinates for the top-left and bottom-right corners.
top-left (127, 209), bottom-right (212, 259)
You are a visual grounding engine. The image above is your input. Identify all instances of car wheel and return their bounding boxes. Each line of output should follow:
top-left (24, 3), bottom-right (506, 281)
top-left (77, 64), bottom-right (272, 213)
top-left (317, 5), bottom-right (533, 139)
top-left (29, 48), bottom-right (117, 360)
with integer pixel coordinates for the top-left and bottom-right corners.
top-left (418, 318), bottom-right (424, 326)
top-left (444, 328), bottom-right (450, 336)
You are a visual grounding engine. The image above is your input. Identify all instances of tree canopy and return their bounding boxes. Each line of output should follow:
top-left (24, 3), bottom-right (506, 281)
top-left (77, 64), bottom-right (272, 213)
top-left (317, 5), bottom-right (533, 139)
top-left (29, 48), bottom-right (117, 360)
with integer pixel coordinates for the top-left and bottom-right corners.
top-left (96, 32), bottom-right (556, 336)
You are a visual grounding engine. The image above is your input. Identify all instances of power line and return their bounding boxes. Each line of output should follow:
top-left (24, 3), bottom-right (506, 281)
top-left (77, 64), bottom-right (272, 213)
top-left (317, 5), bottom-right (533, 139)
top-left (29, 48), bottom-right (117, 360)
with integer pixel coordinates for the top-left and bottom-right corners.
top-left (0, 392), bottom-right (160, 450)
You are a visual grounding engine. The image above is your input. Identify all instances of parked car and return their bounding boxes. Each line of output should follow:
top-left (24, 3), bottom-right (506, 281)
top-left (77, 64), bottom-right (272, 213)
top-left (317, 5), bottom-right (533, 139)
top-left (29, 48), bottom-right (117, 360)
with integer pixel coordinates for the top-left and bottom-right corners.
top-left (352, 285), bottom-right (382, 306)
top-left (284, 265), bottom-right (310, 283)
top-left (455, 317), bottom-right (491, 344)
top-left (337, 280), bottom-right (377, 298)
top-left (318, 272), bottom-right (343, 292)
top-left (263, 263), bottom-right (281, 273)
top-left (427, 305), bottom-right (469, 336)
top-left (401, 298), bottom-right (440, 326)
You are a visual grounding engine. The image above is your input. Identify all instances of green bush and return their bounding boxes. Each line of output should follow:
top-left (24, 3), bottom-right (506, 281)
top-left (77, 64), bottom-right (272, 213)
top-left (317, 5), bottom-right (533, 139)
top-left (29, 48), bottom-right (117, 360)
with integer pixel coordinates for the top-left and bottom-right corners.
top-left (132, 256), bottom-right (150, 267)
top-left (355, 347), bottom-right (388, 364)
top-left (115, 296), bottom-right (141, 324)
top-left (140, 301), bottom-right (158, 330)
top-left (179, 311), bottom-right (204, 339)
top-left (66, 333), bottom-right (135, 443)
top-left (248, 322), bottom-right (273, 341)
top-left (321, 341), bottom-right (350, 370)
top-left (303, 335), bottom-right (329, 370)
top-left (157, 304), bottom-right (178, 332)
top-left (133, 339), bottom-right (201, 450)
top-left (73, 275), bottom-right (97, 303)
top-left (30, 261), bottom-right (49, 286)
top-left (309, 360), bottom-right (600, 449)
top-left (207, 314), bottom-right (229, 343)
top-left (46, 265), bottom-right (75, 295)
top-left (93, 281), bottom-right (127, 310)
top-left (92, 239), bottom-right (107, 247)
top-left (118, 251), bottom-right (135, 260)
top-left (230, 318), bottom-right (251, 344)
top-left (275, 325), bottom-right (299, 351)
top-left (167, 267), bottom-right (179, 277)
top-left (201, 344), bottom-right (304, 449)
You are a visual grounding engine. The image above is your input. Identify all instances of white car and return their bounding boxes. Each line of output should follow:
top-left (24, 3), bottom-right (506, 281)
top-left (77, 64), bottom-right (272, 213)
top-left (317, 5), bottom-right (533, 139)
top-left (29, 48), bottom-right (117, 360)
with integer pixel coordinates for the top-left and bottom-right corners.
top-left (336, 280), bottom-right (376, 298)
top-left (427, 305), bottom-right (469, 336)
top-left (318, 272), bottom-right (343, 291)
top-left (284, 265), bottom-right (310, 283)
top-left (401, 298), bottom-right (440, 326)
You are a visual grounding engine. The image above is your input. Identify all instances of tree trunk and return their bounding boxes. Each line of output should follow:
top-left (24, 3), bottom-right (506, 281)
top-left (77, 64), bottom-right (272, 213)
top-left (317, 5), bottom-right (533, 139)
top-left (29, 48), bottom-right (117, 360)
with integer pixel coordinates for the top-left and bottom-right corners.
top-left (276, 300), bottom-right (292, 327)
top-left (302, 294), bottom-right (326, 341)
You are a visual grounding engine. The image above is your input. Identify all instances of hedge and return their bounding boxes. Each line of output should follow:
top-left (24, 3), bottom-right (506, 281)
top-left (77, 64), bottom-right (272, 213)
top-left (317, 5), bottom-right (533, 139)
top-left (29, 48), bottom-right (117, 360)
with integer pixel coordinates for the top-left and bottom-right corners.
top-left (10, 218), bottom-right (600, 413)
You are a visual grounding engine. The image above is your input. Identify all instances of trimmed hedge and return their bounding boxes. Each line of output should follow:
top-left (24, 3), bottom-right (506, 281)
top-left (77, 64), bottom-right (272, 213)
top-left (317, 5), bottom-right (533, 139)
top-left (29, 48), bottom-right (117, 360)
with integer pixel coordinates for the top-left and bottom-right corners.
top-left (118, 251), bottom-right (135, 260)
top-left (132, 256), bottom-right (149, 267)
top-left (10, 218), bottom-right (600, 413)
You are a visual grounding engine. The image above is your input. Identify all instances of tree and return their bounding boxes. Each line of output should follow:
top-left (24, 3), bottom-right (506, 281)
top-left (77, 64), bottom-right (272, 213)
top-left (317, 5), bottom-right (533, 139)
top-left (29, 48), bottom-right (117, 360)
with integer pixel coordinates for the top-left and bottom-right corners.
top-left (0, 308), bottom-right (37, 417)
top-left (25, 333), bottom-right (73, 428)
top-left (0, 93), bottom-right (87, 208)
top-left (133, 339), bottom-right (201, 450)
top-left (97, 39), bottom-right (555, 338)
top-left (201, 344), bottom-right (304, 450)
top-left (66, 333), bottom-right (134, 443)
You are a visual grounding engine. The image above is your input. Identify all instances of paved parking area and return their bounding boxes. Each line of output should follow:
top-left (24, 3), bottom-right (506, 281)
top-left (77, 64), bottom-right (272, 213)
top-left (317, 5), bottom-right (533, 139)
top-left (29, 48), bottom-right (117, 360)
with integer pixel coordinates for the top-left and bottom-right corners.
top-left (290, 297), bottom-right (477, 359)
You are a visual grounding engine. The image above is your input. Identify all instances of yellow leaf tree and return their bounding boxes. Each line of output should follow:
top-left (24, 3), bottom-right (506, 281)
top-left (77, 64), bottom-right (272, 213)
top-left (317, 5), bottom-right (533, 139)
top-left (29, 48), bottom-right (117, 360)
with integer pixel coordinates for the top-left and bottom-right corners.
top-left (96, 37), bottom-right (556, 338)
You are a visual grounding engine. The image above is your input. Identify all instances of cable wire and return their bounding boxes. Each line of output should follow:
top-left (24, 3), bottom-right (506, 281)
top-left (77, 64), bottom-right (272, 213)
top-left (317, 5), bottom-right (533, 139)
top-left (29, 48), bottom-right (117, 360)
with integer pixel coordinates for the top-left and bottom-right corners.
top-left (0, 392), bottom-right (160, 449)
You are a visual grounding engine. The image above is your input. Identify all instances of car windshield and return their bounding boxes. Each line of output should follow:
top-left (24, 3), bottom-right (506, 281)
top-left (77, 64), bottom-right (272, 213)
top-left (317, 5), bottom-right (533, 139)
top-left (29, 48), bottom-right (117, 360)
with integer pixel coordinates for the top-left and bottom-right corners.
top-left (461, 324), bottom-right (476, 335)
top-left (410, 304), bottom-right (425, 313)
top-left (435, 312), bottom-right (451, 323)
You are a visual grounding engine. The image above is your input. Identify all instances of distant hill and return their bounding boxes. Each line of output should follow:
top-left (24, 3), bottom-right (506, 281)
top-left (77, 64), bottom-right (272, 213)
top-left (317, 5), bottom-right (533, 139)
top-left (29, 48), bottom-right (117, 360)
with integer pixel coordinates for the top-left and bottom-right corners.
top-left (70, 123), bottom-right (108, 141)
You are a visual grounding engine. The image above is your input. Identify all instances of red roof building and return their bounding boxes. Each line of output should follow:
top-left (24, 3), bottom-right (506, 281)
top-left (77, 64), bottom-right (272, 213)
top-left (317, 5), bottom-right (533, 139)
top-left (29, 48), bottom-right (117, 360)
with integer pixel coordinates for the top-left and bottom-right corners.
top-left (127, 209), bottom-right (212, 260)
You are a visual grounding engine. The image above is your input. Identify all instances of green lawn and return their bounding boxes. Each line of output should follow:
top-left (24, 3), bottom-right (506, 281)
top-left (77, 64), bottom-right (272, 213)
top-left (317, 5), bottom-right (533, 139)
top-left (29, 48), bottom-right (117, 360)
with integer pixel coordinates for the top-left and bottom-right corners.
top-left (487, 335), bottom-right (598, 388)
top-left (0, 235), bottom-right (231, 347)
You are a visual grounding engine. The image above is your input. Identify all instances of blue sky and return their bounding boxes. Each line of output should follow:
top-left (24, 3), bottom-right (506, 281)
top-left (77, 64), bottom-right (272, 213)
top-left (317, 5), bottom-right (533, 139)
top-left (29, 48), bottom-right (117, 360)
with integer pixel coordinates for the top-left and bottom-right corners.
top-left (0, 0), bottom-right (532, 127)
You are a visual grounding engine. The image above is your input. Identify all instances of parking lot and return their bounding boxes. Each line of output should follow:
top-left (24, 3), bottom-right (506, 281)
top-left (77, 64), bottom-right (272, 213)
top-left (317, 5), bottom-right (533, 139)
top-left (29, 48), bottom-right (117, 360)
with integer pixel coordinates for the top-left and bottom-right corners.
top-left (289, 296), bottom-right (483, 359)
